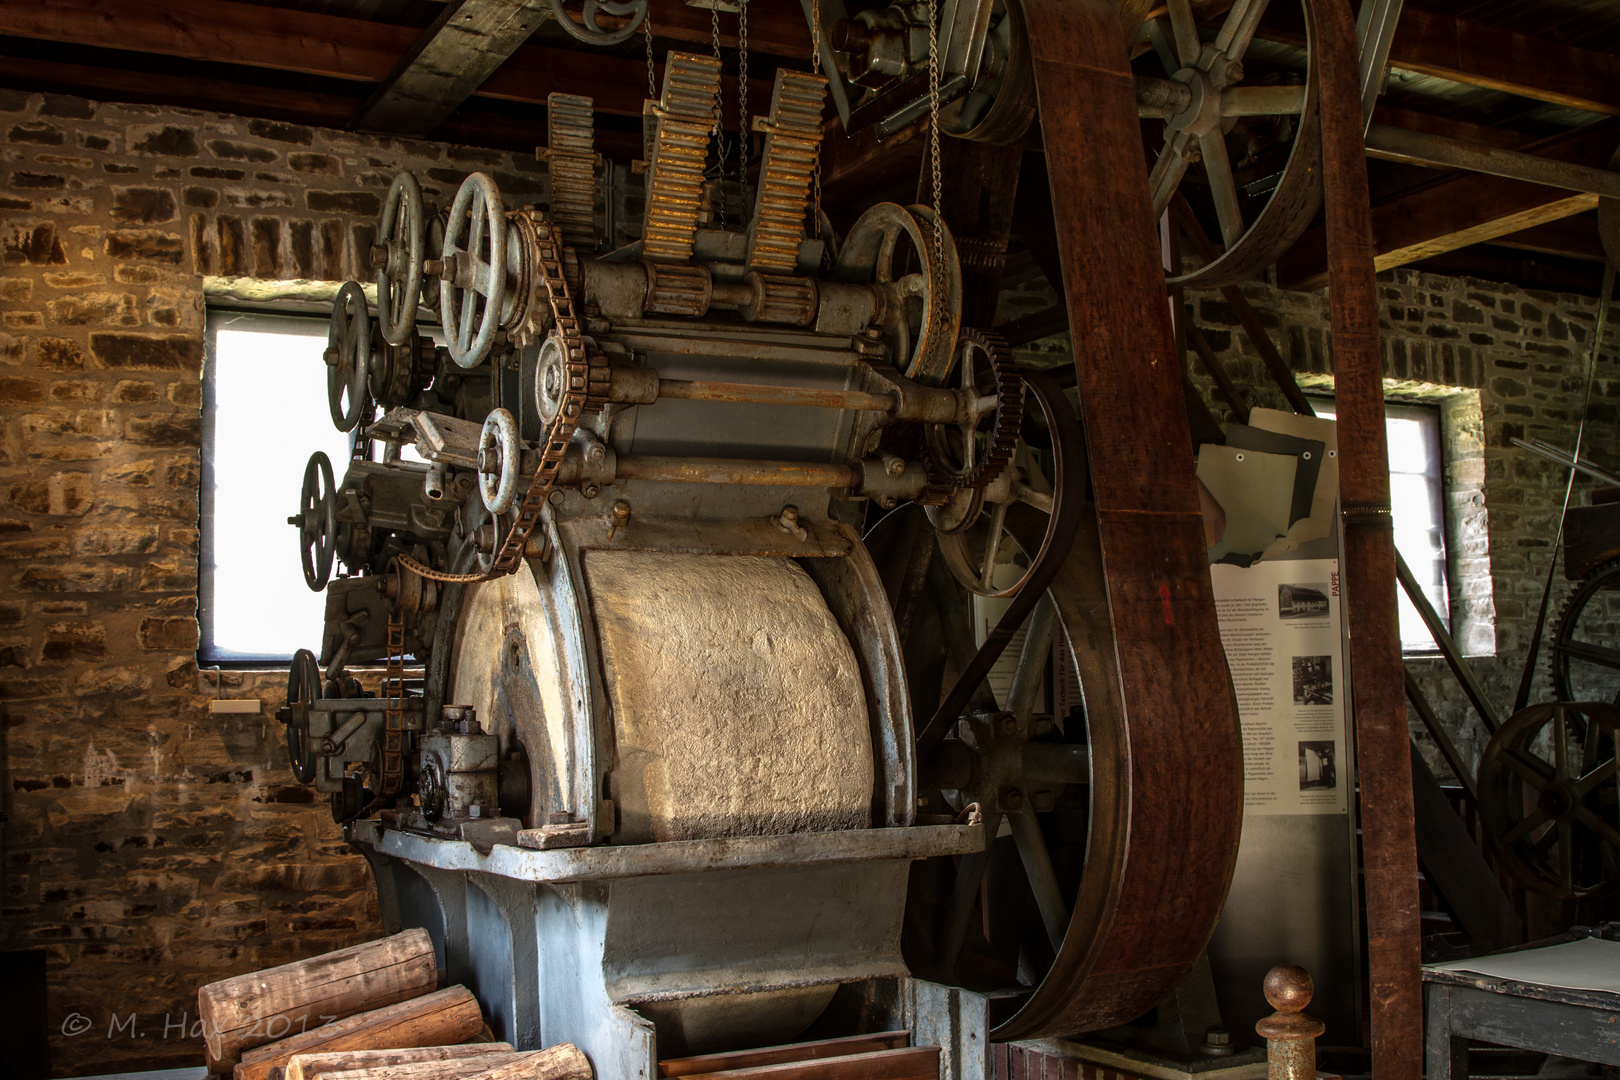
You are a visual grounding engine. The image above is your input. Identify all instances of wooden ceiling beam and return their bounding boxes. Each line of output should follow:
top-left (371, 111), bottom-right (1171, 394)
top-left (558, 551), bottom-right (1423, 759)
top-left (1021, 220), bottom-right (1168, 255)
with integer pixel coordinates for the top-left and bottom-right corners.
top-left (1490, 217), bottom-right (1606, 263)
top-left (1277, 120), bottom-right (1620, 291)
top-left (1265, 5), bottom-right (1620, 117)
top-left (0, 0), bottom-right (772, 122)
top-left (354, 0), bottom-right (551, 135)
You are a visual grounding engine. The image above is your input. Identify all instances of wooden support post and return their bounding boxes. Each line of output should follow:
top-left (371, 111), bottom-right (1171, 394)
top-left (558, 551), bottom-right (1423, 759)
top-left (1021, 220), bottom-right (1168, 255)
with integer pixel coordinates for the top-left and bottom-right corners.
top-left (198, 929), bottom-right (439, 1072)
top-left (1315, 0), bottom-right (1423, 1073)
top-left (1255, 965), bottom-right (1324, 1080)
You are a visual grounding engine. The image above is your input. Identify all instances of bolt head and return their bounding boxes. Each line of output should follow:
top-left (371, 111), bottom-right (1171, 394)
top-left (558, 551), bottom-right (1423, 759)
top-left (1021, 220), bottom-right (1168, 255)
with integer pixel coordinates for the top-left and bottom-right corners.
top-left (585, 443), bottom-right (606, 463)
top-left (1000, 786), bottom-right (1024, 811)
top-left (582, 484), bottom-right (600, 500)
top-left (1224, 60), bottom-right (1244, 84)
top-left (996, 714), bottom-right (1018, 736)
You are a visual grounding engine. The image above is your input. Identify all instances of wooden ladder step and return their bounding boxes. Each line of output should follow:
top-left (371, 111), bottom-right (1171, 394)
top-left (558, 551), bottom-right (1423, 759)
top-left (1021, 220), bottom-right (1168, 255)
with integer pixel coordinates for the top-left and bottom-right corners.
top-left (660, 1033), bottom-right (937, 1080)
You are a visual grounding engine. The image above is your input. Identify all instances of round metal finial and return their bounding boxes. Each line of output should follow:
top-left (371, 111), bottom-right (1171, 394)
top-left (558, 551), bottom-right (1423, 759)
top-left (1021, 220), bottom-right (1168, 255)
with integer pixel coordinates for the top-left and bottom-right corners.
top-left (1263, 964), bottom-right (1315, 1013)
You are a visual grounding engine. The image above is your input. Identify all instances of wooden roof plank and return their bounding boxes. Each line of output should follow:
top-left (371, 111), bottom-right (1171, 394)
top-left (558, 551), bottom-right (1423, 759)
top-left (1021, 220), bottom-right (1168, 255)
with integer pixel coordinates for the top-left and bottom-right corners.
top-left (355, 0), bottom-right (551, 134)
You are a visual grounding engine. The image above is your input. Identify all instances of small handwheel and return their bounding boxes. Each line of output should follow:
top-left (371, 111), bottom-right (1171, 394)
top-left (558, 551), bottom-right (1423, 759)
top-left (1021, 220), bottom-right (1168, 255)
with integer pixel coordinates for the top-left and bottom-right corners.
top-left (834, 202), bottom-right (963, 386)
top-left (327, 281), bottom-right (372, 431)
top-left (376, 172), bottom-right (425, 347)
top-left (548, 0), bottom-right (648, 45)
top-left (284, 648), bottom-right (321, 784)
top-left (1478, 701), bottom-right (1620, 900)
top-left (441, 172), bottom-right (508, 369)
top-left (295, 451), bottom-right (339, 591)
top-left (924, 330), bottom-right (1025, 498)
top-left (935, 371), bottom-right (1072, 598)
top-left (1135, 0), bottom-right (1323, 289)
top-left (479, 408), bottom-right (522, 514)
top-left (1552, 557), bottom-right (1620, 706)
top-left (472, 504), bottom-right (512, 578)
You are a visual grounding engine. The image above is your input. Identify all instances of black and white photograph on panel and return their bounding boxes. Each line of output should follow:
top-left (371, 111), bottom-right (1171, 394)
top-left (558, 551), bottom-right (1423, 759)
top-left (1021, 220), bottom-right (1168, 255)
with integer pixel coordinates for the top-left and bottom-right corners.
top-left (1278, 583), bottom-right (1331, 619)
top-left (1292, 654), bottom-right (1333, 705)
top-left (1299, 741), bottom-right (1338, 790)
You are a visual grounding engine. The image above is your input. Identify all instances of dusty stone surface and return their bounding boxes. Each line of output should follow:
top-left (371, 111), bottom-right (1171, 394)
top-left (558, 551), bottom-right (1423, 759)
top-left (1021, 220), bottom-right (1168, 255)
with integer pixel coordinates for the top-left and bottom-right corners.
top-left (584, 551), bottom-right (875, 844)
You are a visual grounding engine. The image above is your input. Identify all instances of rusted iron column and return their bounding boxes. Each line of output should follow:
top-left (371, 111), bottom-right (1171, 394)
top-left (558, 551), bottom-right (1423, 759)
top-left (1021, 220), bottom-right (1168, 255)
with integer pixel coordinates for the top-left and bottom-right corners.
top-left (1256, 965), bottom-right (1325, 1080)
top-left (1316, 0), bottom-right (1423, 1072)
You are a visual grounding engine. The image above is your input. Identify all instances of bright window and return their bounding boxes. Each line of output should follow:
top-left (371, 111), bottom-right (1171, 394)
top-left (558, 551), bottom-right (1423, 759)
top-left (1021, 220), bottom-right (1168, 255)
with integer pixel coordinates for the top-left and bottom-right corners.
top-left (201, 311), bottom-right (349, 662)
top-left (1310, 398), bottom-right (1450, 654)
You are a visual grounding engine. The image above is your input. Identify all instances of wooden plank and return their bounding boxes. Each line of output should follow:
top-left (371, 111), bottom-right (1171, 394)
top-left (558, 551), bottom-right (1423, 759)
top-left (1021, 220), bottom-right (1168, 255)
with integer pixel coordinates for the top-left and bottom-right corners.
top-left (287, 1043), bottom-right (516, 1080)
top-left (355, 0), bottom-right (551, 135)
top-left (198, 929), bottom-right (438, 1072)
top-left (1264, 5), bottom-right (1620, 117)
top-left (659, 1033), bottom-right (911, 1077)
top-left (1491, 218), bottom-right (1606, 263)
top-left (1315, 0), bottom-right (1421, 1072)
top-left (234, 986), bottom-right (485, 1080)
top-left (1386, 6), bottom-right (1620, 118)
top-left (1410, 744), bottom-right (1523, 952)
top-left (0, 0), bottom-right (771, 121)
top-left (1278, 120), bottom-right (1620, 290)
top-left (668, 1047), bottom-right (938, 1080)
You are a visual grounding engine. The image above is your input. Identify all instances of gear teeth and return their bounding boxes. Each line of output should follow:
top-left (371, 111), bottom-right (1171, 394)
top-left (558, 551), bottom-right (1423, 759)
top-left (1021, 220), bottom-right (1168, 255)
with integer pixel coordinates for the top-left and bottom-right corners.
top-left (921, 329), bottom-right (1026, 504)
top-left (745, 70), bottom-right (829, 276)
top-left (642, 53), bottom-right (721, 265)
top-left (544, 93), bottom-right (599, 250)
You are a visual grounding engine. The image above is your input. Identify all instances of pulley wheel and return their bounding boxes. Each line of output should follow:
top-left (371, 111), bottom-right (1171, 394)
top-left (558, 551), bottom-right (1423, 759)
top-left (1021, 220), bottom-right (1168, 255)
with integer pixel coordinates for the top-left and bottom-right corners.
top-left (1478, 701), bottom-right (1620, 900)
top-left (834, 202), bottom-right (963, 386)
top-left (1134, 0), bottom-right (1324, 289)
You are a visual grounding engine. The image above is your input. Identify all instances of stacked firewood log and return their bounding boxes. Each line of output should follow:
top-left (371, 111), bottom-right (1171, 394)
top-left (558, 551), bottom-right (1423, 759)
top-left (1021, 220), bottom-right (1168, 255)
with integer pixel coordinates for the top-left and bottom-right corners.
top-left (196, 929), bottom-right (591, 1080)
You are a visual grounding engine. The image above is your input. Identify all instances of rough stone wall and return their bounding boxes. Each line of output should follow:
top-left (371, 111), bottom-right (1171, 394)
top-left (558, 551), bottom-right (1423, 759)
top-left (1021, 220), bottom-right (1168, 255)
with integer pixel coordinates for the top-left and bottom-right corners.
top-left (1001, 267), bottom-right (1620, 779)
top-left (0, 89), bottom-right (540, 1077)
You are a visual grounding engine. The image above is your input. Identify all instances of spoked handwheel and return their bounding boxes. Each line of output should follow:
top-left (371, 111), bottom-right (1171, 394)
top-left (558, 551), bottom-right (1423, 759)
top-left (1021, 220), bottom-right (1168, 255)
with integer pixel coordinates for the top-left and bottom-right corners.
top-left (833, 202), bottom-right (963, 385)
top-left (1134, 0), bottom-right (1323, 288)
top-left (1478, 701), bottom-right (1620, 900)
top-left (293, 451), bottom-right (339, 591)
top-left (547, 0), bottom-right (648, 45)
top-left (1550, 557), bottom-right (1620, 705)
top-left (440, 172), bottom-right (509, 369)
top-left (283, 648), bottom-right (321, 784)
top-left (328, 281), bottom-right (372, 432)
top-left (375, 171), bottom-right (425, 347)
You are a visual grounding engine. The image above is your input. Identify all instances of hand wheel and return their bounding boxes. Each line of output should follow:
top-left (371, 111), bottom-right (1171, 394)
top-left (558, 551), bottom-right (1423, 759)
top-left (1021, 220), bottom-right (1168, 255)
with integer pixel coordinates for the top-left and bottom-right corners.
top-left (327, 281), bottom-right (372, 431)
top-left (375, 172), bottom-right (425, 347)
top-left (479, 407), bottom-right (522, 514)
top-left (284, 648), bottom-right (321, 784)
top-left (440, 172), bottom-right (508, 369)
top-left (293, 451), bottom-right (339, 591)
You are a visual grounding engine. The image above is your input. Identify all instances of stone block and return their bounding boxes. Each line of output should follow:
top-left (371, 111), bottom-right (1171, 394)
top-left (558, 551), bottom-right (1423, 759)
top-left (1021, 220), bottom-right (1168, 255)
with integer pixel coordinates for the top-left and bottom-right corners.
top-left (206, 140), bottom-right (277, 164)
top-left (111, 187), bottom-right (178, 224)
top-left (288, 153), bottom-right (340, 176)
top-left (8, 474), bottom-right (93, 516)
top-left (47, 293), bottom-right (140, 327)
top-left (247, 119), bottom-right (313, 145)
top-left (103, 229), bottom-right (184, 264)
top-left (3, 221), bottom-right (68, 265)
top-left (75, 526), bottom-right (160, 556)
top-left (128, 125), bottom-right (199, 157)
top-left (138, 616), bottom-right (198, 651)
top-left (124, 416), bottom-right (202, 446)
top-left (90, 333), bottom-right (202, 371)
top-left (41, 621), bottom-right (109, 662)
top-left (0, 377), bottom-right (44, 403)
top-left (306, 190), bottom-right (379, 215)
